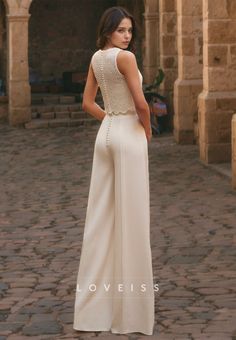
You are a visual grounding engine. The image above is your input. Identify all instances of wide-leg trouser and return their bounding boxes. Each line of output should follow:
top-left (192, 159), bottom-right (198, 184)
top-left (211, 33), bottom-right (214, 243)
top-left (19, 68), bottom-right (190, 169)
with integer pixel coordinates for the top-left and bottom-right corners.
top-left (73, 112), bottom-right (155, 335)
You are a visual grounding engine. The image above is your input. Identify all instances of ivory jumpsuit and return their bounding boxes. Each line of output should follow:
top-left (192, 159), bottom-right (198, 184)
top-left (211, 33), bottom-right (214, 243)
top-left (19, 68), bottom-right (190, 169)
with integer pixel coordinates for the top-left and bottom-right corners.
top-left (73, 47), bottom-right (155, 335)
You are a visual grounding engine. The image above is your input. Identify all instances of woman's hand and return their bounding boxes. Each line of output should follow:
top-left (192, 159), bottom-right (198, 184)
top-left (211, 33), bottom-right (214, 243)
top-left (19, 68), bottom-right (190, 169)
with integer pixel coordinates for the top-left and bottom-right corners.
top-left (146, 128), bottom-right (152, 143)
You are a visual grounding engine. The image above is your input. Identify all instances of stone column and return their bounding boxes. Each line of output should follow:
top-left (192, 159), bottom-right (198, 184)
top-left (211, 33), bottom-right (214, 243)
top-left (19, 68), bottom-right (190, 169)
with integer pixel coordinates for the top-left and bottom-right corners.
top-left (159, 0), bottom-right (177, 114)
top-left (7, 13), bottom-right (31, 126)
top-left (232, 114), bottom-right (236, 189)
top-left (173, 0), bottom-right (202, 144)
top-left (198, 0), bottom-right (236, 163)
top-left (143, 0), bottom-right (159, 84)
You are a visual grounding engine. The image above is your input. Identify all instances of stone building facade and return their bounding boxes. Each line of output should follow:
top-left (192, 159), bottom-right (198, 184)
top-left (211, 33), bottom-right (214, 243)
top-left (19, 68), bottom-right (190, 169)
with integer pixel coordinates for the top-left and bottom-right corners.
top-left (0, 0), bottom-right (236, 172)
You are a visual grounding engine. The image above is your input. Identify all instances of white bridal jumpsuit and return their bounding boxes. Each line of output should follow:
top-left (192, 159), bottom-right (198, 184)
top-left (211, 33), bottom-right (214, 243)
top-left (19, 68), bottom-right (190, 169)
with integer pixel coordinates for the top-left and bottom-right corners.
top-left (73, 47), bottom-right (155, 335)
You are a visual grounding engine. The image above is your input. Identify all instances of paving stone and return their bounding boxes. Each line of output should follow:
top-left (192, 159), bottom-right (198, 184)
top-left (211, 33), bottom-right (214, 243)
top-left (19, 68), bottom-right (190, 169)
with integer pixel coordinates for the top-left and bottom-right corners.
top-left (36, 298), bottom-right (63, 307)
top-left (0, 322), bottom-right (24, 332)
top-left (58, 313), bottom-right (73, 324)
top-left (0, 283), bottom-right (8, 292)
top-left (23, 320), bottom-right (62, 335)
top-left (35, 283), bottom-right (57, 291)
top-left (0, 126), bottom-right (235, 339)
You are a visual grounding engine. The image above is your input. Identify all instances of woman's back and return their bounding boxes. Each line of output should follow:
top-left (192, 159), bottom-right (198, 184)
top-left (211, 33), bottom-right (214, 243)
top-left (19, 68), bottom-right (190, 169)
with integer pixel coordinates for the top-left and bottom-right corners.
top-left (91, 47), bottom-right (143, 115)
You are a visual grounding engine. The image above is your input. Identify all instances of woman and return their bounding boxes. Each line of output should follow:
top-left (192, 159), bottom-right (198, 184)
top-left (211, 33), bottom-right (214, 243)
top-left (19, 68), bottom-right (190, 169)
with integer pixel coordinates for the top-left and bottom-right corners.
top-left (73, 6), bottom-right (155, 335)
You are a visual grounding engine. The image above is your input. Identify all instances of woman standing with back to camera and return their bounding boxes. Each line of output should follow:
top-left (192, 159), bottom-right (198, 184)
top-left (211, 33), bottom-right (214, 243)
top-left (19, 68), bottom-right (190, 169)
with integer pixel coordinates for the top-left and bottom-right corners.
top-left (73, 6), bottom-right (155, 335)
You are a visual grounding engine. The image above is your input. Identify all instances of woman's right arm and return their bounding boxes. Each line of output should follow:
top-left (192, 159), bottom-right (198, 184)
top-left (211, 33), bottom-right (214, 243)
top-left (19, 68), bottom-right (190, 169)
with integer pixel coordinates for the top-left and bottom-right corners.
top-left (117, 51), bottom-right (152, 142)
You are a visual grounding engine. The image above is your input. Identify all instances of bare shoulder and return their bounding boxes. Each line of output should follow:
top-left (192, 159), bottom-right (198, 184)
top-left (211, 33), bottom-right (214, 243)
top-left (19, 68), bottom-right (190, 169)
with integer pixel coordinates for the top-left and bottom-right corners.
top-left (117, 50), bottom-right (138, 74)
top-left (117, 50), bottom-right (136, 63)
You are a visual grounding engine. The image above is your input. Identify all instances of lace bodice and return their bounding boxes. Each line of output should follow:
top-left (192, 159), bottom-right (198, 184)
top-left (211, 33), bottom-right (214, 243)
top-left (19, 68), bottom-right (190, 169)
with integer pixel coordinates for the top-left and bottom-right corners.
top-left (91, 47), bottom-right (143, 114)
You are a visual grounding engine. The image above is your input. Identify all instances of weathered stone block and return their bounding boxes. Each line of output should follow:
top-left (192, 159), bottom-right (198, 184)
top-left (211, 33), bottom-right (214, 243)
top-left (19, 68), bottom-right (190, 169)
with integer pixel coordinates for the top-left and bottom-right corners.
top-left (206, 68), bottom-right (236, 92)
top-left (174, 128), bottom-right (194, 144)
top-left (68, 104), bottom-right (81, 112)
top-left (232, 114), bottom-right (236, 189)
top-left (161, 13), bottom-right (176, 34)
top-left (205, 111), bottom-right (233, 143)
top-left (36, 106), bottom-right (54, 113)
top-left (207, 45), bottom-right (228, 67)
top-left (179, 55), bottom-right (203, 79)
top-left (40, 112), bottom-right (55, 119)
top-left (205, 142), bottom-right (231, 163)
top-left (207, 21), bottom-right (236, 44)
top-left (198, 91), bottom-right (236, 163)
top-left (181, 37), bottom-right (195, 56)
top-left (178, 16), bottom-right (193, 35)
top-left (160, 0), bottom-right (176, 12)
top-left (227, 1), bottom-right (236, 18)
top-left (54, 105), bottom-right (69, 112)
top-left (162, 56), bottom-right (176, 68)
top-left (68, 119), bottom-right (85, 127)
top-left (206, 0), bottom-right (228, 19)
top-left (0, 104), bottom-right (8, 121)
top-left (48, 119), bottom-right (69, 127)
top-left (59, 96), bottom-right (76, 104)
top-left (9, 107), bottom-right (31, 126)
top-left (162, 35), bottom-right (177, 55)
top-left (216, 97), bottom-right (236, 110)
top-left (70, 111), bottom-right (88, 119)
top-left (198, 92), bottom-right (216, 114)
top-left (174, 79), bottom-right (202, 144)
top-left (25, 119), bottom-right (49, 129)
top-left (55, 111), bottom-right (70, 119)
top-left (9, 82), bottom-right (31, 108)
top-left (230, 45), bottom-right (236, 66)
top-left (177, 0), bottom-right (202, 16)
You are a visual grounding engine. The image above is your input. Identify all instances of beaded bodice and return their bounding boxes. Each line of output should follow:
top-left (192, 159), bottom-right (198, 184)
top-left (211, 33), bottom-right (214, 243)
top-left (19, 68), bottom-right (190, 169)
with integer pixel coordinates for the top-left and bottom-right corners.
top-left (91, 47), bottom-right (143, 115)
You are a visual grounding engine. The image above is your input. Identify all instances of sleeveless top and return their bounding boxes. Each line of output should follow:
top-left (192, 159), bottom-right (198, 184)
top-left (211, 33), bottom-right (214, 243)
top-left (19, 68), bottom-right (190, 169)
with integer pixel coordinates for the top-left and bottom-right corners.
top-left (91, 47), bottom-right (143, 115)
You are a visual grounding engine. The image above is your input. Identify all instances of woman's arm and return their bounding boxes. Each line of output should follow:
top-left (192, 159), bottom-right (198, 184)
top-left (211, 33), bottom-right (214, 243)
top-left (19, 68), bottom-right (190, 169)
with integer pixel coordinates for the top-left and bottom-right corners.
top-left (117, 51), bottom-right (152, 142)
top-left (82, 63), bottom-right (106, 121)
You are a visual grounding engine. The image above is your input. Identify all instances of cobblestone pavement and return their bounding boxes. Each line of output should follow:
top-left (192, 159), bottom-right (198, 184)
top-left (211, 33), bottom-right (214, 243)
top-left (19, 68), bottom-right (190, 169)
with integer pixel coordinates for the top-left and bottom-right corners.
top-left (0, 122), bottom-right (236, 340)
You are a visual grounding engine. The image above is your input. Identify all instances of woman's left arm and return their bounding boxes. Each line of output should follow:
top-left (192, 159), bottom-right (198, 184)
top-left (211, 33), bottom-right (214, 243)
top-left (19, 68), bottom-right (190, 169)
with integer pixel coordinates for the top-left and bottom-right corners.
top-left (82, 63), bottom-right (106, 121)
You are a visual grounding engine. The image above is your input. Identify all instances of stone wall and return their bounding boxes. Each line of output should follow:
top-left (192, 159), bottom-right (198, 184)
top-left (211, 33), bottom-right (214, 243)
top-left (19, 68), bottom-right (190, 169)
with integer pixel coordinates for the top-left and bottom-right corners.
top-left (0, 0), bottom-right (7, 90)
top-left (142, 0), bottom-right (159, 84)
top-left (29, 0), bottom-right (116, 83)
top-left (198, 0), bottom-right (236, 163)
top-left (174, 0), bottom-right (203, 144)
top-left (232, 114), bottom-right (236, 188)
top-left (159, 0), bottom-right (177, 115)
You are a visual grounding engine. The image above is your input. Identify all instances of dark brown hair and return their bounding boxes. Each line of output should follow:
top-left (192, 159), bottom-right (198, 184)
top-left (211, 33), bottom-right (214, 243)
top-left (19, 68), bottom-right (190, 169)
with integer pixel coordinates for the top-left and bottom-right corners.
top-left (96, 6), bottom-right (137, 53)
